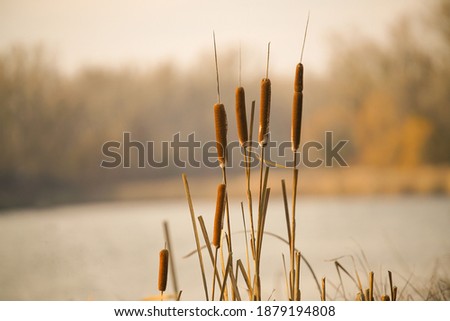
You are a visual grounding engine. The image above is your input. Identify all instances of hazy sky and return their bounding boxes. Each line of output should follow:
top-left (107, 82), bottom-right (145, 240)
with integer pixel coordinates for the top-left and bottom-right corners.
top-left (0, 0), bottom-right (424, 75)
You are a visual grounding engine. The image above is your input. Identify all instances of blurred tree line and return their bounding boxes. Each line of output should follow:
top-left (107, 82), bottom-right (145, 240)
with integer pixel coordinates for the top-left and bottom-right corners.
top-left (0, 0), bottom-right (449, 207)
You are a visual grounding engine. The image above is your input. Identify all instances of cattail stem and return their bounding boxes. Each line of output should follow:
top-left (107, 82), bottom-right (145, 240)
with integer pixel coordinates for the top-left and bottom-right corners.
top-left (258, 147), bottom-right (265, 218)
top-left (240, 202), bottom-right (252, 292)
top-left (290, 153), bottom-right (299, 300)
top-left (294, 251), bottom-right (301, 300)
top-left (246, 101), bottom-right (256, 258)
top-left (212, 247), bottom-right (220, 301)
top-left (221, 167), bottom-right (232, 252)
top-left (213, 31), bottom-right (221, 103)
top-left (163, 221), bottom-right (178, 296)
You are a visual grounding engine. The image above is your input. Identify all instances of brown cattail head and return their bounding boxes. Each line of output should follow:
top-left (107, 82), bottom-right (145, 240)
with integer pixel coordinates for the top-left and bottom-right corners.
top-left (235, 86), bottom-right (248, 146)
top-left (214, 103), bottom-right (227, 167)
top-left (294, 63), bottom-right (304, 93)
top-left (212, 183), bottom-right (226, 248)
top-left (291, 91), bottom-right (303, 152)
top-left (258, 78), bottom-right (271, 146)
top-left (158, 249), bottom-right (169, 292)
top-left (381, 295), bottom-right (391, 301)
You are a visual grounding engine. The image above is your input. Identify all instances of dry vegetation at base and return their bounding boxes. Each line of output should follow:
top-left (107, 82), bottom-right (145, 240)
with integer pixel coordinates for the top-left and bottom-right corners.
top-left (0, 0), bottom-right (449, 209)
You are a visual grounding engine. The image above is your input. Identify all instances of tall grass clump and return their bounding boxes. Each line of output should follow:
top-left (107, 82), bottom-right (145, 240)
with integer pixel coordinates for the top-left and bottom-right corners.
top-left (176, 20), bottom-right (430, 302)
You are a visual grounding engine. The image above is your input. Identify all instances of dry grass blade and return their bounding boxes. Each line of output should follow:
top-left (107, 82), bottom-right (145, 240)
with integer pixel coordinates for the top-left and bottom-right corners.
top-left (281, 179), bottom-right (291, 244)
top-left (240, 202), bottom-right (252, 285)
top-left (214, 103), bottom-right (227, 167)
top-left (197, 216), bottom-right (222, 286)
top-left (163, 221), bottom-right (178, 296)
top-left (237, 259), bottom-right (253, 299)
top-left (330, 255), bottom-right (365, 295)
top-left (334, 261), bottom-right (348, 300)
top-left (235, 86), bottom-right (248, 146)
top-left (282, 254), bottom-right (290, 299)
top-left (229, 263), bottom-right (242, 301)
top-left (211, 184), bottom-right (226, 301)
top-left (197, 216), bottom-right (215, 265)
top-left (261, 230), bottom-right (321, 296)
top-left (219, 254), bottom-right (233, 301)
top-left (321, 277), bottom-right (326, 301)
top-left (182, 173), bottom-right (209, 300)
top-left (369, 271), bottom-right (374, 301)
top-left (388, 270), bottom-right (395, 301)
top-left (394, 270), bottom-right (425, 300)
top-left (331, 259), bottom-right (362, 296)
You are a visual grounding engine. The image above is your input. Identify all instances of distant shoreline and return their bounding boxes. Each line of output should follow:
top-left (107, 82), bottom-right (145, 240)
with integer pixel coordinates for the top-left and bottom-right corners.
top-left (1, 166), bottom-right (449, 211)
top-left (113, 166), bottom-right (450, 200)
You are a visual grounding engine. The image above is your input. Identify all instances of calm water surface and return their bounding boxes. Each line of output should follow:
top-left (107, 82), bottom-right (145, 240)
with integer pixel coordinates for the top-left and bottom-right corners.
top-left (0, 197), bottom-right (449, 300)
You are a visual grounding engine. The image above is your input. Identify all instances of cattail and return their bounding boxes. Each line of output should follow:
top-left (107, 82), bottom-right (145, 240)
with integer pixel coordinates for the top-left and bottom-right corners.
top-left (214, 103), bottom-right (227, 167)
top-left (235, 86), bottom-right (248, 146)
top-left (294, 63), bottom-right (304, 93)
top-left (158, 249), bottom-right (169, 292)
top-left (381, 295), bottom-right (390, 301)
top-left (291, 63), bottom-right (304, 152)
top-left (212, 183), bottom-right (226, 247)
top-left (291, 91), bottom-right (303, 152)
top-left (258, 78), bottom-right (271, 146)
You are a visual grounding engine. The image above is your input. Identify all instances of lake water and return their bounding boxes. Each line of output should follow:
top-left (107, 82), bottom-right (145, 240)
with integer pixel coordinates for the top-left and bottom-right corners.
top-left (0, 196), bottom-right (449, 300)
